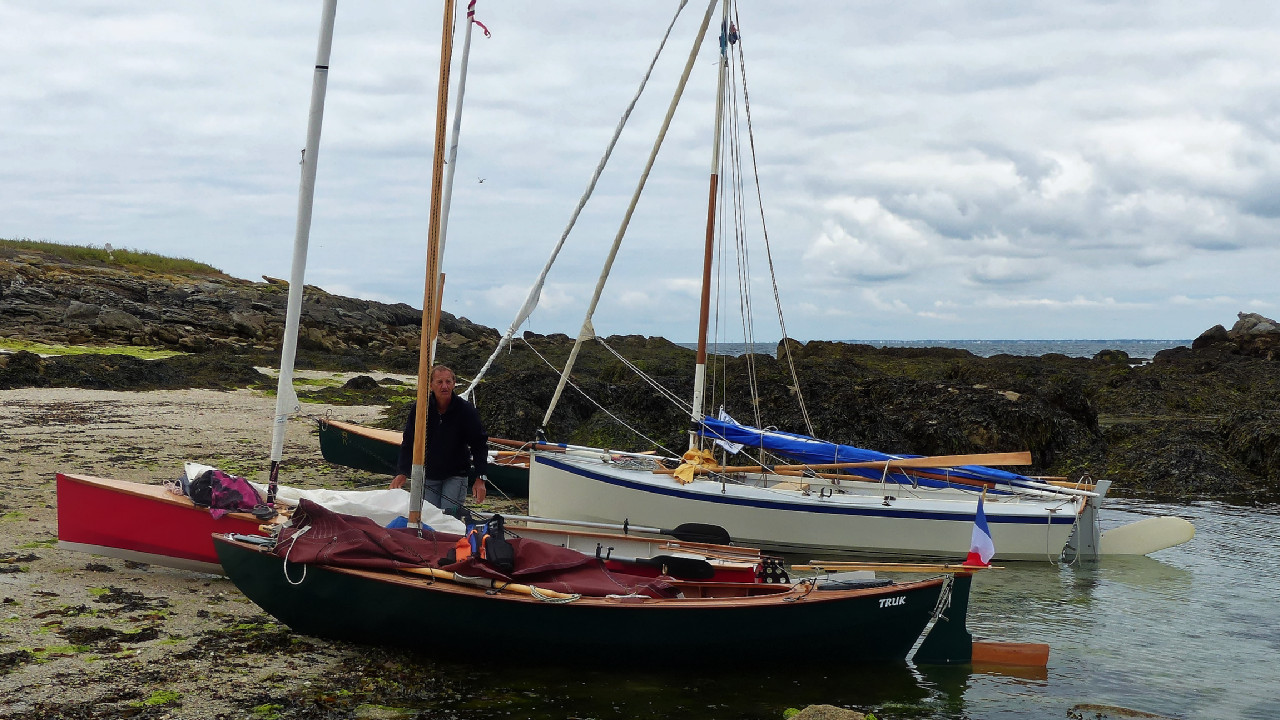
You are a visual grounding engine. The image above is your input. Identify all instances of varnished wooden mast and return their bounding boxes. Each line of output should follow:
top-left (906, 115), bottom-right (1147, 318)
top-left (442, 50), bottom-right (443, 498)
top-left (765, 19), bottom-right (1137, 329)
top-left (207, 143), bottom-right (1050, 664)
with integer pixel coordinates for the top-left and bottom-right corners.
top-left (409, 0), bottom-right (457, 528)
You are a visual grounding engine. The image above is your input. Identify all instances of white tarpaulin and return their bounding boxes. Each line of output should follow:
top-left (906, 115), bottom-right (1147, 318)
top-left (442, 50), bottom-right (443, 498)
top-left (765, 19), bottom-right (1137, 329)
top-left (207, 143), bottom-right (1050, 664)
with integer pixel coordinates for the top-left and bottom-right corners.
top-left (186, 461), bottom-right (466, 534)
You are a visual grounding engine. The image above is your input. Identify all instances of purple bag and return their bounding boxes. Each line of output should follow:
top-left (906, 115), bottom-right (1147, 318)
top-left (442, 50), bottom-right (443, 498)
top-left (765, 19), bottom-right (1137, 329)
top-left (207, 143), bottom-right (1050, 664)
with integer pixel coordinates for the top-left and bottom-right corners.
top-left (208, 470), bottom-right (264, 519)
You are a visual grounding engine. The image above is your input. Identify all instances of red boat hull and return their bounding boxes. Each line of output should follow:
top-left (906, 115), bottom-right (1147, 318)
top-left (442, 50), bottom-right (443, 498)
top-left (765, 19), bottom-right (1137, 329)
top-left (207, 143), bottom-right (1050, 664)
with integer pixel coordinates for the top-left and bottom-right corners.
top-left (55, 473), bottom-right (765, 582)
top-left (56, 473), bottom-right (267, 574)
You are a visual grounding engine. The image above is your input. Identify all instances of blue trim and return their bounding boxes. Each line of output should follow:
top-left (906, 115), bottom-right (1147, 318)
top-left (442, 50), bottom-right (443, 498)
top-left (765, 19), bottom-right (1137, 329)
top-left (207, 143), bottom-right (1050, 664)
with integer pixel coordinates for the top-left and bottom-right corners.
top-left (535, 456), bottom-right (1075, 526)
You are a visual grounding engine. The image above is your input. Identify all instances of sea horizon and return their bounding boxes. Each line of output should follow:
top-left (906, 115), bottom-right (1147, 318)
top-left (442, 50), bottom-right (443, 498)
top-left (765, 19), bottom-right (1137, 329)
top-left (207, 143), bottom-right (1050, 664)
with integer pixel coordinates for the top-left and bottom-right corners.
top-left (678, 338), bottom-right (1193, 359)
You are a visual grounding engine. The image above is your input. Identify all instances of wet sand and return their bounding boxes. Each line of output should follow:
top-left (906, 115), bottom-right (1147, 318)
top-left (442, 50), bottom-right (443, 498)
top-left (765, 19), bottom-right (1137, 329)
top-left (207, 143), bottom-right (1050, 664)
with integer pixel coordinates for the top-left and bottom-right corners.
top-left (0, 386), bottom-right (402, 718)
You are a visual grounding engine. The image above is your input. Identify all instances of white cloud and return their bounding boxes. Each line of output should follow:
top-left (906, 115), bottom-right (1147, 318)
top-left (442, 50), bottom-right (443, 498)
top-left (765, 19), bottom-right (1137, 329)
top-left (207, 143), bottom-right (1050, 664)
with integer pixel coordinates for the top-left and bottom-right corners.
top-left (4, 1), bottom-right (1280, 342)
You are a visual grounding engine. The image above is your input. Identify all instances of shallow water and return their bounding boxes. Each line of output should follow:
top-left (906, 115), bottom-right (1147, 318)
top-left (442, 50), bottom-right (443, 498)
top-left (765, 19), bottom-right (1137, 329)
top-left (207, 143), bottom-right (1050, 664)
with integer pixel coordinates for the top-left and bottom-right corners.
top-left (368, 500), bottom-right (1275, 719)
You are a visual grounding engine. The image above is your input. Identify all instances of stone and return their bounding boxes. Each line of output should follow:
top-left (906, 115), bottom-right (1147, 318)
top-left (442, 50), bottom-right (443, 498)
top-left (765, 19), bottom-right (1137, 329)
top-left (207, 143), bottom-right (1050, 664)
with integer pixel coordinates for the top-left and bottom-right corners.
top-left (791, 705), bottom-right (866, 720)
top-left (1231, 312), bottom-right (1279, 336)
top-left (63, 300), bottom-right (100, 322)
top-left (177, 334), bottom-right (209, 352)
top-left (344, 375), bottom-right (379, 390)
top-left (1192, 324), bottom-right (1229, 349)
top-left (230, 311), bottom-right (267, 339)
top-left (97, 308), bottom-right (143, 331)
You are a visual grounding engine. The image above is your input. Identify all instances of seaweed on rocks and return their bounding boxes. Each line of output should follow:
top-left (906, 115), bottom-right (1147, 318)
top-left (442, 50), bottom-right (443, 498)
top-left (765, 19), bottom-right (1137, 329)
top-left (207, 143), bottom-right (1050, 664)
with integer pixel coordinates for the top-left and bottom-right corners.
top-left (0, 351), bottom-right (268, 391)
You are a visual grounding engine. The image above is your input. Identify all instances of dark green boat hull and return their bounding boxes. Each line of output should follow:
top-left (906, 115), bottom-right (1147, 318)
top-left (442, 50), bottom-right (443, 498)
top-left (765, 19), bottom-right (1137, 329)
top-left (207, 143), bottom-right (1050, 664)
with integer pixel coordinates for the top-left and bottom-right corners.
top-left (214, 536), bottom-right (966, 665)
top-left (317, 419), bottom-right (529, 497)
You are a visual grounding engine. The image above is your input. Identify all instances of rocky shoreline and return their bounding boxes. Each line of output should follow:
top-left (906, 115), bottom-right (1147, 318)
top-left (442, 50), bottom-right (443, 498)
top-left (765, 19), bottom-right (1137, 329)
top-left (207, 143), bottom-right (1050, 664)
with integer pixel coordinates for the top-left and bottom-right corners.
top-left (1, 243), bottom-right (1270, 718)
top-left (3, 242), bottom-right (1280, 501)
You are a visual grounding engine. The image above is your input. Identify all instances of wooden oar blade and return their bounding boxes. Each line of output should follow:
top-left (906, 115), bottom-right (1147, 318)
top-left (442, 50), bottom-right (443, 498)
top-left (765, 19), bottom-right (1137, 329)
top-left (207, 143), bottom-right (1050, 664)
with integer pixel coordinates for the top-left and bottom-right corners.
top-left (851, 451), bottom-right (1033, 469)
top-left (665, 522), bottom-right (732, 545)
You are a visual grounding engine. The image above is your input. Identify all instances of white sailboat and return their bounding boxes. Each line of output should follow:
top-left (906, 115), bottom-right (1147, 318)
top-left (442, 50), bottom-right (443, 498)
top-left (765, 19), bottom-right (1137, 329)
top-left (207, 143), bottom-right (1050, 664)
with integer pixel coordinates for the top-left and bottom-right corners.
top-left (525, 1), bottom-right (1192, 562)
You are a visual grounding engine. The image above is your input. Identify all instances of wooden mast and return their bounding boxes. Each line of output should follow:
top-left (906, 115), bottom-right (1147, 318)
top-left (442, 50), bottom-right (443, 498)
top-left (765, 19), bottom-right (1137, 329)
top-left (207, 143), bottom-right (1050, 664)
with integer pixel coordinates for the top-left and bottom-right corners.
top-left (409, 0), bottom-right (457, 529)
top-left (689, 0), bottom-right (731, 451)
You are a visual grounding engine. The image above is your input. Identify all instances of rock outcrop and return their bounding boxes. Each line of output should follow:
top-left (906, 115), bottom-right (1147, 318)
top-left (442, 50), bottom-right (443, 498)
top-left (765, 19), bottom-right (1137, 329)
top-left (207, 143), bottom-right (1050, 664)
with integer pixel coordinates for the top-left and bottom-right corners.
top-left (0, 245), bottom-right (498, 372)
top-left (4, 244), bottom-right (1279, 501)
top-left (1191, 311), bottom-right (1280, 359)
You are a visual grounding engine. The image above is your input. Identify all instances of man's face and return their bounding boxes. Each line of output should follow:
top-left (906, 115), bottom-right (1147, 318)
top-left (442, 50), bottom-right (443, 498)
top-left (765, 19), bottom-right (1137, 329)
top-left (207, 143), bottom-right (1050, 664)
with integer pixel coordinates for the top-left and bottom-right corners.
top-left (430, 370), bottom-right (455, 400)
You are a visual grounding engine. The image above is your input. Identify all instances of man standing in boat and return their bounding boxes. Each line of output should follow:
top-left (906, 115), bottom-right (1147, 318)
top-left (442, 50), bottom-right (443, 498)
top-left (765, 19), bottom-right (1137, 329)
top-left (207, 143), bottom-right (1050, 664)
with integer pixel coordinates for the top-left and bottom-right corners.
top-left (390, 365), bottom-right (488, 516)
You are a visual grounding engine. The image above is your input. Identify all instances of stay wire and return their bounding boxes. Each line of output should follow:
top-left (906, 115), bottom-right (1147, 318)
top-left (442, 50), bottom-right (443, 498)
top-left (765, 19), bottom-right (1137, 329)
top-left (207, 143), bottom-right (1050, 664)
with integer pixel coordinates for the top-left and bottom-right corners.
top-left (595, 336), bottom-right (693, 416)
top-left (464, 0), bottom-right (691, 397)
top-left (726, 57), bottom-right (763, 429)
top-left (730, 7), bottom-right (814, 436)
top-left (519, 337), bottom-right (683, 459)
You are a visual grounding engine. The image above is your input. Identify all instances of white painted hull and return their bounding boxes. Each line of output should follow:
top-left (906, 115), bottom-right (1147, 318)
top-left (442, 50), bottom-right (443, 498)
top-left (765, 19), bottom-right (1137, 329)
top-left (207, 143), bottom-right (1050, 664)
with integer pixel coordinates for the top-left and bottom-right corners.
top-left (529, 453), bottom-right (1084, 561)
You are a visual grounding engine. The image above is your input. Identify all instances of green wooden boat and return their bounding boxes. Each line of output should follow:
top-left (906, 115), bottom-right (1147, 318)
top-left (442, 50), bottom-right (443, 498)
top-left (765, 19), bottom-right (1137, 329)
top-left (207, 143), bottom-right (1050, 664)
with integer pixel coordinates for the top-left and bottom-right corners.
top-left (213, 529), bottom-right (977, 665)
top-left (317, 417), bottom-right (530, 497)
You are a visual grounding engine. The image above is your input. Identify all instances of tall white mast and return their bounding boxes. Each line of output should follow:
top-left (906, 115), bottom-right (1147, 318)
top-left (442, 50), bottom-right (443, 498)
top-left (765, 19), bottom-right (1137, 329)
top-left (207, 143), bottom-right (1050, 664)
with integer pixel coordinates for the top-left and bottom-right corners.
top-left (268, 0), bottom-right (338, 504)
top-left (434, 0), bottom-right (486, 328)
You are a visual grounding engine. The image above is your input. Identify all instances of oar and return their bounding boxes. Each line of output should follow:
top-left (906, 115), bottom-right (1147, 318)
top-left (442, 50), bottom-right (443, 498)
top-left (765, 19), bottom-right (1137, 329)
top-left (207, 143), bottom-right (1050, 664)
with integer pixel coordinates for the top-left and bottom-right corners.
top-left (768, 467), bottom-right (997, 492)
top-left (806, 561), bottom-right (1001, 573)
top-left (508, 514), bottom-right (733, 545)
top-left (488, 436), bottom-right (532, 450)
top-left (655, 451), bottom-right (1034, 476)
top-left (662, 464), bottom-right (1082, 500)
top-left (492, 436), bottom-right (650, 456)
top-left (972, 640), bottom-right (1050, 668)
top-left (601, 553), bottom-right (716, 580)
top-left (401, 566), bottom-right (579, 600)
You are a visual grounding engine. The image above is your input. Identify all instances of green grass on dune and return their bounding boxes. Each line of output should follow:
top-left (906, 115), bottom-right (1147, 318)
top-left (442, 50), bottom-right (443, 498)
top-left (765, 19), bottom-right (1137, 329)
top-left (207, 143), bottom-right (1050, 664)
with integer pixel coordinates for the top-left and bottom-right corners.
top-left (1, 237), bottom-right (225, 277)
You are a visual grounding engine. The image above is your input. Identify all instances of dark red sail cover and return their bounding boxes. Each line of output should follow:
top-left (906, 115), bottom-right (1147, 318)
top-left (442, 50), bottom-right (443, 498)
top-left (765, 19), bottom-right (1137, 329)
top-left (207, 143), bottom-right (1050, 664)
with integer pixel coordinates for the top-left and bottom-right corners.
top-left (271, 500), bottom-right (677, 598)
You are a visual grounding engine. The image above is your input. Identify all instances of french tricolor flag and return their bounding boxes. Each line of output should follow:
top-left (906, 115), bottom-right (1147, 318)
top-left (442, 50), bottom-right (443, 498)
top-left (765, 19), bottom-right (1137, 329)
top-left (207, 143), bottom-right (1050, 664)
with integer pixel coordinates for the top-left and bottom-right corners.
top-left (963, 493), bottom-right (995, 567)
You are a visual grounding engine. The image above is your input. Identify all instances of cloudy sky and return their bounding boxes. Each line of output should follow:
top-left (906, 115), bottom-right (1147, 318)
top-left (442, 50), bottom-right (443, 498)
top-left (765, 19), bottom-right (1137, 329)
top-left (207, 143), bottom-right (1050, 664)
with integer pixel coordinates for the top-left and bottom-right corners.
top-left (4, 1), bottom-right (1278, 342)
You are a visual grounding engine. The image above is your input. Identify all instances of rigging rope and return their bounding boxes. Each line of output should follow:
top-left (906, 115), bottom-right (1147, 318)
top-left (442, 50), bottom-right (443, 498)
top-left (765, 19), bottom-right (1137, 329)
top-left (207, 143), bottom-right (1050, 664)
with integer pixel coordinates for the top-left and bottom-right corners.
top-left (928, 574), bottom-right (955, 624)
top-left (520, 338), bottom-right (682, 459)
top-left (725, 49), bottom-right (764, 430)
top-left (594, 337), bottom-right (693, 415)
top-left (541, 0), bottom-right (721, 430)
top-left (281, 525), bottom-right (312, 586)
top-left (461, 0), bottom-right (691, 401)
top-left (729, 6), bottom-right (814, 436)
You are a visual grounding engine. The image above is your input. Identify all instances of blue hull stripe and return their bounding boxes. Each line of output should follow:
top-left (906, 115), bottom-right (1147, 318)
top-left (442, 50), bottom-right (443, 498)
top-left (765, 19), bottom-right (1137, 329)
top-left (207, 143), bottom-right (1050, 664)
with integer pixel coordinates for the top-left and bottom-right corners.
top-left (536, 456), bottom-right (1076, 526)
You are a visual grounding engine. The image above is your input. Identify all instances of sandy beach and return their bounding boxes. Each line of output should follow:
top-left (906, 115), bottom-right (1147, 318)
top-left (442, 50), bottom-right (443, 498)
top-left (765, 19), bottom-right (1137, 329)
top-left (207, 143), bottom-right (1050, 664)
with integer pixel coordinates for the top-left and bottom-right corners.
top-left (0, 385), bottom-right (413, 718)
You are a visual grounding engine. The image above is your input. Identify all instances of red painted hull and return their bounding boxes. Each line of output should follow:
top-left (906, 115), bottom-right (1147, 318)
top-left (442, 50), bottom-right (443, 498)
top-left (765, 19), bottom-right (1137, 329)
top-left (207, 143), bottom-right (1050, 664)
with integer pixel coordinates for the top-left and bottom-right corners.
top-left (55, 473), bottom-right (766, 582)
top-left (56, 473), bottom-right (266, 574)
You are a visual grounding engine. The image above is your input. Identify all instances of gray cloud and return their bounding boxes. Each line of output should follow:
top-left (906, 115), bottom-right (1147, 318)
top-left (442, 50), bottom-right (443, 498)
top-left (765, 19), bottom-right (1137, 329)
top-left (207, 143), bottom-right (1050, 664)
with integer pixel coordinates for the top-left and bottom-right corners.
top-left (3, 1), bottom-right (1278, 342)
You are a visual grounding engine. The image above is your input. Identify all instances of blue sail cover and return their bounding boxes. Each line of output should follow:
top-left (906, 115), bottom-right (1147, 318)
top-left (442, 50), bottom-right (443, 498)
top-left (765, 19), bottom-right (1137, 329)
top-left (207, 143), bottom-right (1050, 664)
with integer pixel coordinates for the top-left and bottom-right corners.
top-left (698, 416), bottom-right (1038, 493)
